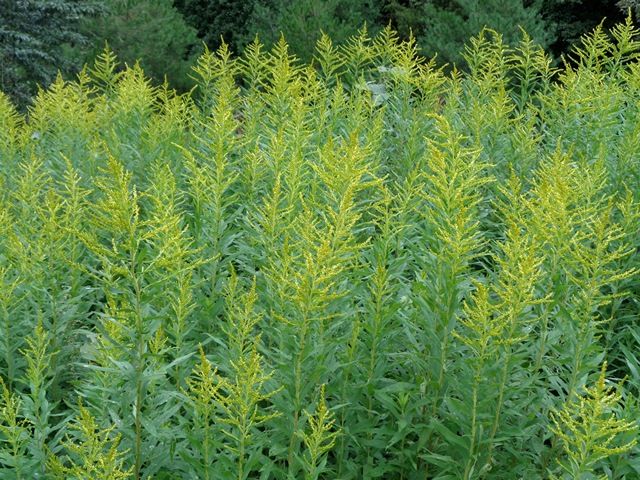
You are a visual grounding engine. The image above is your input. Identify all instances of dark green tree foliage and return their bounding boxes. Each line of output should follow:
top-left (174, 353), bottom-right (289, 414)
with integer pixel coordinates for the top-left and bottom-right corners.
top-left (541, 0), bottom-right (627, 58)
top-left (174, 0), bottom-right (383, 62)
top-left (241, 0), bottom-right (383, 62)
top-left (619, 0), bottom-right (640, 15)
top-left (381, 0), bottom-right (428, 38)
top-left (0, 0), bottom-right (101, 106)
top-left (82, 0), bottom-right (199, 91)
top-left (382, 1), bottom-right (634, 68)
top-left (172, 0), bottom-right (256, 54)
top-left (418, 0), bottom-right (552, 68)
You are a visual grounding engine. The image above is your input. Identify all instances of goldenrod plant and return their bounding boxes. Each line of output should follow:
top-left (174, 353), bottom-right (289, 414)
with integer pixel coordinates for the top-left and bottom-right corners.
top-left (47, 400), bottom-right (133, 480)
top-left (298, 384), bottom-right (340, 480)
top-left (550, 362), bottom-right (638, 479)
top-left (1, 16), bottom-right (640, 480)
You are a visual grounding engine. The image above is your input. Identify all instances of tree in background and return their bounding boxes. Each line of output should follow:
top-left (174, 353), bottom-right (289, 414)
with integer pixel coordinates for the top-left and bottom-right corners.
top-left (381, 0), bottom-right (424, 38)
top-left (173, 0), bottom-right (255, 54)
top-left (1, 0), bottom-right (635, 106)
top-left (618, 0), bottom-right (640, 15)
top-left (243, 0), bottom-right (383, 61)
top-left (173, 0), bottom-right (383, 62)
top-left (541, 0), bottom-right (627, 59)
top-left (81, 0), bottom-right (199, 91)
top-left (384, 0), bottom-right (551, 68)
top-left (0, 0), bottom-right (101, 107)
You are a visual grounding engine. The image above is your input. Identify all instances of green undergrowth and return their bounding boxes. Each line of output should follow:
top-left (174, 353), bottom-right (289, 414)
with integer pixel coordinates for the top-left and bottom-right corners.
top-left (1, 18), bottom-right (640, 480)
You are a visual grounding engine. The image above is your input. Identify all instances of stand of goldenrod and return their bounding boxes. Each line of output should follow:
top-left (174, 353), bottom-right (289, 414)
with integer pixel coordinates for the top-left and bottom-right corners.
top-left (0, 17), bottom-right (639, 480)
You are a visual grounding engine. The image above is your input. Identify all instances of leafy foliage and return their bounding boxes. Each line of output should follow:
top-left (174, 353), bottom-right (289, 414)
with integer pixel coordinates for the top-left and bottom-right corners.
top-left (1, 19), bottom-right (640, 480)
top-left (418, 0), bottom-right (552, 68)
top-left (541, 0), bottom-right (628, 58)
top-left (80, 0), bottom-right (199, 91)
top-left (173, 0), bottom-right (257, 54)
top-left (0, 0), bottom-right (101, 106)
top-left (550, 363), bottom-right (638, 479)
top-left (619, 0), bottom-right (640, 16)
top-left (243, 0), bottom-right (383, 62)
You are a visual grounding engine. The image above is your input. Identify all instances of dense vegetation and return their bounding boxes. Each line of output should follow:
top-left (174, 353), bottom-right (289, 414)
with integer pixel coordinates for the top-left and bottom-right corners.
top-left (0, 0), bottom-right (102, 106)
top-left (1, 18), bottom-right (640, 479)
top-left (1, 0), bottom-right (634, 108)
top-left (173, 0), bottom-right (631, 63)
top-left (80, 0), bottom-right (199, 92)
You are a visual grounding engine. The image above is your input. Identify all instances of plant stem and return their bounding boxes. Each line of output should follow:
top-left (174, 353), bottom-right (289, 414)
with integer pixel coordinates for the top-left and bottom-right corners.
top-left (463, 369), bottom-right (481, 480)
top-left (482, 350), bottom-right (511, 474)
top-left (288, 314), bottom-right (310, 472)
top-left (131, 244), bottom-right (144, 480)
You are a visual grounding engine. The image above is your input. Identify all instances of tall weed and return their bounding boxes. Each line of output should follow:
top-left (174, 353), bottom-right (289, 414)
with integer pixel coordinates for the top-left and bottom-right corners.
top-left (1, 18), bottom-right (639, 479)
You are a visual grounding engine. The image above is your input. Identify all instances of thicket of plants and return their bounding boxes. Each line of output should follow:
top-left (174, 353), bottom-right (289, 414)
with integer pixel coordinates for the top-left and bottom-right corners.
top-left (1, 18), bottom-right (640, 479)
top-left (80, 0), bottom-right (200, 92)
top-left (3, 0), bottom-right (632, 109)
top-left (174, 0), bottom-right (631, 64)
top-left (0, 0), bottom-right (102, 106)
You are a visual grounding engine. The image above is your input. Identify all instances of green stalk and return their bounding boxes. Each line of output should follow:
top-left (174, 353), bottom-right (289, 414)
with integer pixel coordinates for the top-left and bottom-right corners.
top-left (238, 432), bottom-right (245, 480)
top-left (463, 373), bottom-right (480, 480)
top-left (534, 309), bottom-right (550, 372)
top-left (566, 333), bottom-right (585, 404)
top-left (2, 303), bottom-right (13, 386)
top-left (566, 289), bottom-right (597, 403)
top-left (337, 318), bottom-right (359, 479)
top-left (434, 272), bottom-right (458, 416)
top-left (483, 307), bottom-right (522, 471)
top-left (364, 278), bottom-right (384, 476)
top-left (482, 349), bottom-right (511, 474)
top-left (203, 409), bottom-right (211, 480)
top-left (13, 441), bottom-right (22, 480)
top-left (131, 240), bottom-right (144, 480)
top-left (288, 315), bottom-right (310, 471)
